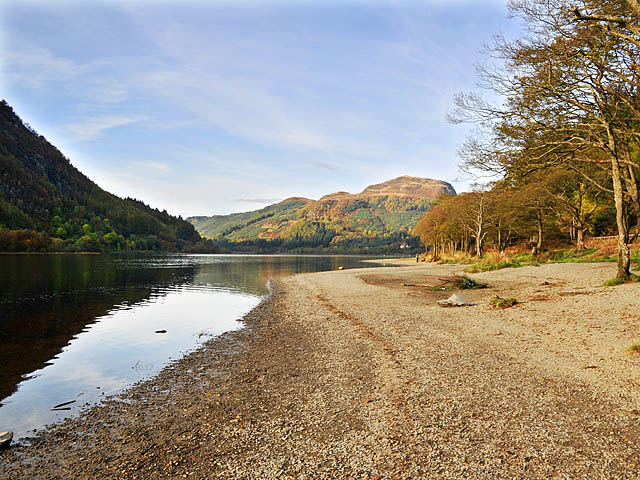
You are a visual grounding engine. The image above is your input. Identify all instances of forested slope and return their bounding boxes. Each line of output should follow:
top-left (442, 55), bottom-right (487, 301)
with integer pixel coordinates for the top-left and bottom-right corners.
top-left (0, 101), bottom-right (213, 252)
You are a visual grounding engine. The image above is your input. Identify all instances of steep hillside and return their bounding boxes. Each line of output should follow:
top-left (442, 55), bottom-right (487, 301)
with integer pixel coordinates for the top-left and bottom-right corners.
top-left (190, 198), bottom-right (312, 239)
top-left (189, 176), bottom-right (456, 253)
top-left (0, 101), bottom-right (213, 252)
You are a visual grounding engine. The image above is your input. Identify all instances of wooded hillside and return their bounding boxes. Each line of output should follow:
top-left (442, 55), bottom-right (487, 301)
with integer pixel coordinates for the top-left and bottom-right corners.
top-left (0, 101), bottom-right (215, 252)
top-left (189, 176), bottom-right (455, 254)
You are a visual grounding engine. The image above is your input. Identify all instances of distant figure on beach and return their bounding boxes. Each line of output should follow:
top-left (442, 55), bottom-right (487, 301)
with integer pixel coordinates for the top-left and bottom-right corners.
top-left (416, 253), bottom-right (419, 263)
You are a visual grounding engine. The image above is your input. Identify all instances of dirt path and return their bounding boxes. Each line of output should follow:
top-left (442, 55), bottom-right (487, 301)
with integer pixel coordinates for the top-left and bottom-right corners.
top-left (1, 263), bottom-right (639, 478)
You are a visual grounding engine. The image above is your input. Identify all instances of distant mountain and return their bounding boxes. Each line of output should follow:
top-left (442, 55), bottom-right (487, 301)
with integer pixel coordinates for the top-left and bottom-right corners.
top-left (0, 100), bottom-right (214, 252)
top-left (361, 176), bottom-right (456, 198)
top-left (188, 176), bottom-right (456, 253)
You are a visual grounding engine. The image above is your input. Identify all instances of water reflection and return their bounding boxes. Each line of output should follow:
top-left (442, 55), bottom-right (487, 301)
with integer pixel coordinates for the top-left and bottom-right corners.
top-left (0, 254), bottom-right (379, 439)
top-left (0, 255), bottom-right (196, 401)
top-left (0, 286), bottom-right (255, 439)
top-left (190, 254), bottom-right (360, 295)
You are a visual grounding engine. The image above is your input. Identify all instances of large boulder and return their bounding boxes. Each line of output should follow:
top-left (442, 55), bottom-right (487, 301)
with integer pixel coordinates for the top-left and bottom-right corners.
top-left (0, 431), bottom-right (13, 449)
top-left (437, 293), bottom-right (472, 307)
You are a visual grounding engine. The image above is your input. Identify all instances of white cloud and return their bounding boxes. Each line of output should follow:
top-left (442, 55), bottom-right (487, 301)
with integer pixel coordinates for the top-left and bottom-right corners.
top-left (66, 115), bottom-right (145, 140)
top-left (138, 67), bottom-right (386, 157)
top-left (1, 43), bottom-right (136, 106)
top-left (134, 161), bottom-right (171, 173)
top-left (314, 162), bottom-right (339, 171)
top-left (1, 0), bottom-right (514, 216)
top-left (1, 47), bottom-right (82, 89)
top-left (234, 198), bottom-right (282, 204)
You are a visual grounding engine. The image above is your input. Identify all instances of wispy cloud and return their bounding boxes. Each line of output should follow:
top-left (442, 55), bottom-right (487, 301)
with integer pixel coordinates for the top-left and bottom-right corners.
top-left (234, 198), bottom-right (281, 204)
top-left (130, 16), bottom-right (398, 159)
top-left (314, 162), bottom-right (339, 171)
top-left (1, 0), bottom-right (516, 215)
top-left (2, 47), bottom-right (83, 89)
top-left (134, 161), bottom-right (171, 173)
top-left (138, 67), bottom-right (388, 158)
top-left (66, 115), bottom-right (145, 140)
top-left (2, 45), bottom-right (131, 103)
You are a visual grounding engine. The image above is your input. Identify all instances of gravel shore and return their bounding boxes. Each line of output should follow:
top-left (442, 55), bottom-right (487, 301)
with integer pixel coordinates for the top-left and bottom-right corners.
top-left (1, 262), bottom-right (639, 479)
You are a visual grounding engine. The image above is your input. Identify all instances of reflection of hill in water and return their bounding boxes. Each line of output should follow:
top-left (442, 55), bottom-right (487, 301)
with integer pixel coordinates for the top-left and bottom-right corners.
top-left (0, 254), bottom-right (196, 402)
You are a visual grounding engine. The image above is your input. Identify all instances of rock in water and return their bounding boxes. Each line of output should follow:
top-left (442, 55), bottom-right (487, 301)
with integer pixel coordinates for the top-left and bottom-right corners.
top-left (0, 431), bottom-right (13, 449)
top-left (438, 293), bottom-right (471, 307)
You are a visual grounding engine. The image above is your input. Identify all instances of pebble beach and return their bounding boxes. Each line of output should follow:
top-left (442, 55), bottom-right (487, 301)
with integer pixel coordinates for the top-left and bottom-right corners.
top-left (1, 262), bottom-right (639, 479)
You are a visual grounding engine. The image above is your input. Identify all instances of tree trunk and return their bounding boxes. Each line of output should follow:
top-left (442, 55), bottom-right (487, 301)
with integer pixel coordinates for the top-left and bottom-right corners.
top-left (626, 165), bottom-right (640, 233)
top-left (609, 135), bottom-right (631, 280)
top-left (620, 144), bottom-right (640, 237)
top-left (576, 225), bottom-right (585, 251)
top-left (536, 207), bottom-right (543, 254)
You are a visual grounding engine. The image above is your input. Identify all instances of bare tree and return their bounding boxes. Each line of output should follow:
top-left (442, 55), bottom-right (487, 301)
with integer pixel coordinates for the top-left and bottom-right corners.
top-left (461, 191), bottom-right (493, 259)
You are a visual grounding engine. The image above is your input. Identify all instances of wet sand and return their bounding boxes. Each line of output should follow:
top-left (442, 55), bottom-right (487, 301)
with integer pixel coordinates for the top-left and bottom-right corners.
top-left (1, 263), bottom-right (639, 479)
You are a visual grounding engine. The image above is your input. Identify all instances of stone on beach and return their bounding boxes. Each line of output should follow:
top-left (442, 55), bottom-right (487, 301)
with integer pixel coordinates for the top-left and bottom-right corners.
top-left (437, 293), bottom-right (472, 307)
top-left (0, 431), bottom-right (13, 449)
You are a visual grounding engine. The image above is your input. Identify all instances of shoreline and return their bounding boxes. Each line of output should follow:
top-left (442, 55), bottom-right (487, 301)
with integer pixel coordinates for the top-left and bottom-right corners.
top-left (361, 257), bottom-right (417, 266)
top-left (1, 263), bottom-right (639, 478)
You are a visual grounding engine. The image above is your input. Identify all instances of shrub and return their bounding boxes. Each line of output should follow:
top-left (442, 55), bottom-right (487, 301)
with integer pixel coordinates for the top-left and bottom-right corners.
top-left (456, 275), bottom-right (488, 290)
top-left (490, 296), bottom-right (518, 308)
top-left (431, 275), bottom-right (488, 291)
top-left (603, 274), bottom-right (640, 287)
top-left (626, 342), bottom-right (640, 354)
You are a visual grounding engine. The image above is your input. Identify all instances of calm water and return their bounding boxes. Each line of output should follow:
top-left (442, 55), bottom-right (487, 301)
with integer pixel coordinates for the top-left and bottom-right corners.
top-left (0, 254), bottom-right (380, 440)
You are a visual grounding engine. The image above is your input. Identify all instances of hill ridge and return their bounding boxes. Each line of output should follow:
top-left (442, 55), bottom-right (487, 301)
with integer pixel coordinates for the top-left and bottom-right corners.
top-left (189, 176), bottom-right (455, 253)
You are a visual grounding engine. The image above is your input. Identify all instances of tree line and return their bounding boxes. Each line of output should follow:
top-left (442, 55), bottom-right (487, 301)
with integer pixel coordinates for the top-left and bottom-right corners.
top-left (417, 0), bottom-right (640, 280)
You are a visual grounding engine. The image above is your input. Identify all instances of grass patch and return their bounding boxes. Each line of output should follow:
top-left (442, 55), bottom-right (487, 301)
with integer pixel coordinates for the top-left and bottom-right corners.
top-left (464, 261), bottom-right (520, 273)
top-left (547, 248), bottom-right (599, 262)
top-left (437, 254), bottom-right (474, 265)
top-left (603, 274), bottom-right (640, 287)
top-left (603, 277), bottom-right (624, 286)
top-left (433, 275), bottom-right (489, 291)
top-left (489, 296), bottom-right (518, 308)
top-left (430, 245), bottom-right (640, 271)
top-left (439, 258), bottom-right (471, 265)
top-left (626, 342), bottom-right (640, 354)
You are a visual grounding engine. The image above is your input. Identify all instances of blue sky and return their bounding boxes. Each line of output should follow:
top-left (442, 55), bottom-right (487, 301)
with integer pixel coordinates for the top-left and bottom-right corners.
top-left (1, 0), bottom-right (518, 216)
